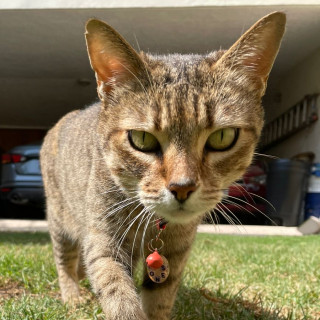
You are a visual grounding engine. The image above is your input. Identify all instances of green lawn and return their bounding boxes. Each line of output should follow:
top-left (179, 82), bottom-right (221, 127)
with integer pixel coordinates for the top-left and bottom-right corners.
top-left (0, 232), bottom-right (319, 319)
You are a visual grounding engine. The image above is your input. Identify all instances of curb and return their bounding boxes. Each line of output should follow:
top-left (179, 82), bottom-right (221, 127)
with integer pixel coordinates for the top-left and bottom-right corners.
top-left (197, 224), bottom-right (302, 236)
top-left (0, 217), bottom-right (319, 236)
top-left (0, 219), bottom-right (48, 232)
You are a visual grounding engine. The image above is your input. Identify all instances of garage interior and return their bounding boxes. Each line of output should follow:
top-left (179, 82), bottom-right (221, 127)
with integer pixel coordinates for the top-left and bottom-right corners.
top-left (1, 3), bottom-right (320, 153)
top-left (1, 2), bottom-right (320, 224)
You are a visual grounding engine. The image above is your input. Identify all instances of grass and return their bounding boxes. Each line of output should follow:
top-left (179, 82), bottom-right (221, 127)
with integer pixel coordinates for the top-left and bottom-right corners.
top-left (0, 232), bottom-right (319, 319)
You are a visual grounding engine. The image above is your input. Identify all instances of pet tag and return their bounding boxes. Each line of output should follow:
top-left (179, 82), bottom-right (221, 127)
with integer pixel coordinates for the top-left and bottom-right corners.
top-left (146, 219), bottom-right (169, 283)
top-left (146, 250), bottom-right (170, 283)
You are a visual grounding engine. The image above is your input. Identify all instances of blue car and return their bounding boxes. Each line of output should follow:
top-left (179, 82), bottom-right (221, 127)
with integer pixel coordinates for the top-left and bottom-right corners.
top-left (0, 143), bottom-right (44, 218)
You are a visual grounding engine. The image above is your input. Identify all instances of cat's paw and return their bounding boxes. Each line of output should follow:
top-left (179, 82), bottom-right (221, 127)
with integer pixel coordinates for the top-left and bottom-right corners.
top-left (102, 303), bottom-right (147, 320)
top-left (61, 289), bottom-right (83, 305)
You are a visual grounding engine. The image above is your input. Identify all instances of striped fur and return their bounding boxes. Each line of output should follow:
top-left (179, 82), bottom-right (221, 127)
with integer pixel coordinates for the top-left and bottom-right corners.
top-left (40, 12), bottom-right (285, 319)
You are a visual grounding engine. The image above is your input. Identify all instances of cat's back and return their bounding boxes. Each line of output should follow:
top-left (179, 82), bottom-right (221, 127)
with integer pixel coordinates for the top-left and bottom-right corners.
top-left (40, 103), bottom-right (101, 195)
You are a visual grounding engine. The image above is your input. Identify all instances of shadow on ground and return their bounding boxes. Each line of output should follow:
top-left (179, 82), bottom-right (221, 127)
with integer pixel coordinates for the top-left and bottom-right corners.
top-left (173, 286), bottom-right (287, 320)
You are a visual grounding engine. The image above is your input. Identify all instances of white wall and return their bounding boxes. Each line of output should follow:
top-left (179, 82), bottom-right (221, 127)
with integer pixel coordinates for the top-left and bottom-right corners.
top-left (266, 47), bottom-right (320, 161)
top-left (2, 0), bottom-right (320, 9)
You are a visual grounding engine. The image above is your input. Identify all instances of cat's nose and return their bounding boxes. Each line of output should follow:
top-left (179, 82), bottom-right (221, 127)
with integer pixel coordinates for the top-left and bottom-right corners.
top-left (168, 181), bottom-right (197, 203)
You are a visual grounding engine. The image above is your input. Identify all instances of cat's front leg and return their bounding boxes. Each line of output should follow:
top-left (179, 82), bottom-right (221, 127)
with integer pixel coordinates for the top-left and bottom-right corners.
top-left (83, 231), bottom-right (147, 320)
top-left (141, 223), bottom-right (198, 320)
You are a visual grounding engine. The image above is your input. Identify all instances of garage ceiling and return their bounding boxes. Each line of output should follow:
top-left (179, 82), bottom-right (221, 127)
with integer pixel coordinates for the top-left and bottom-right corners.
top-left (1, 5), bottom-right (320, 128)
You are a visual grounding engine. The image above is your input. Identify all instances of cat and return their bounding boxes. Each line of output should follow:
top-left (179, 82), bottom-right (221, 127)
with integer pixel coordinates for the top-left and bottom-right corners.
top-left (40, 12), bottom-right (285, 320)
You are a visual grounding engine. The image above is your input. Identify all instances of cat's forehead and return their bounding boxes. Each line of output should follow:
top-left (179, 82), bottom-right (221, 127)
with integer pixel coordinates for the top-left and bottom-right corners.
top-left (148, 52), bottom-right (224, 66)
top-left (152, 53), bottom-right (204, 67)
top-left (151, 82), bottom-right (260, 135)
top-left (116, 51), bottom-right (263, 142)
top-left (141, 53), bottom-right (261, 129)
top-left (144, 52), bottom-right (224, 86)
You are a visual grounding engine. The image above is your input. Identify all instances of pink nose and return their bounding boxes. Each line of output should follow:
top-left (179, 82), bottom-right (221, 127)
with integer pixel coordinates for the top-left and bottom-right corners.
top-left (168, 182), bottom-right (197, 203)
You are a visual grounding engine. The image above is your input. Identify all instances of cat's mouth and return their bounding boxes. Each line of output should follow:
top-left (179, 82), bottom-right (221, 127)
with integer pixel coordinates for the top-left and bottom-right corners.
top-left (152, 202), bottom-right (210, 224)
top-left (141, 188), bottom-right (223, 224)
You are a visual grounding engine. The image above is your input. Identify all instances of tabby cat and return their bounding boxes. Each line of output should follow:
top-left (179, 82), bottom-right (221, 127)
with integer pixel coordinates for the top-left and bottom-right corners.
top-left (40, 12), bottom-right (286, 319)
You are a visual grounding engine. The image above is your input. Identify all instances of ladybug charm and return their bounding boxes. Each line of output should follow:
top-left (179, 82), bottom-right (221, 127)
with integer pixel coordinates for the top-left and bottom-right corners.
top-left (146, 218), bottom-right (169, 283)
top-left (146, 249), bottom-right (163, 269)
top-left (146, 251), bottom-right (170, 283)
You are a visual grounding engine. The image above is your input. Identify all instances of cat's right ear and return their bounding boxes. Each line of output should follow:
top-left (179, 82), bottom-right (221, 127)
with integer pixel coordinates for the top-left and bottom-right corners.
top-left (85, 19), bottom-right (147, 101)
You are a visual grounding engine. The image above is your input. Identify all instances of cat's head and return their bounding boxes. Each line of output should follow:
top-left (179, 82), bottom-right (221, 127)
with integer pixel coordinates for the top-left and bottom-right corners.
top-left (85, 13), bottom-right (285, 224)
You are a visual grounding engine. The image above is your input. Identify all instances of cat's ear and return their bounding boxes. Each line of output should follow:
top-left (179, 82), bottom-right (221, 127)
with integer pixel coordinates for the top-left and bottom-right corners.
top-left (85, 19), bottom-right (147, 100)
top-left (215, 12), bottom-right (286, 92)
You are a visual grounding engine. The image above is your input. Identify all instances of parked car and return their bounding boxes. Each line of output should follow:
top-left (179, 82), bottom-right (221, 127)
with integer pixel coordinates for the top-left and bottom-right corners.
top-left (0, 143), bottom-right (45, 219)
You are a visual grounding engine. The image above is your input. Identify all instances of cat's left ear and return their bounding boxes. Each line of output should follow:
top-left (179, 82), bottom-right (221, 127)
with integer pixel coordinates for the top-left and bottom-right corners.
top-left (85, 19), bottom-right (147, 101)
top-left (214, 12), bottom-right (286, 93)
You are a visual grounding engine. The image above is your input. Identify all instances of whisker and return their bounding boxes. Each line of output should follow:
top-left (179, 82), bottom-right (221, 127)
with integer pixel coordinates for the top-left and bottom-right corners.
top-left (103, 197), bottom-right (140, 220)
top-left (110, 201), bottom-right (142, 240)
top-left (229, 182), bottom-right (255, 205)
top-left (117, 61), bottom-right (150, 97)
top-left (140, 208), bottom-right (155, 260)
top-left (133, 33), bottom-right (156, 98)
top-left (128, 208), bottom-right (146, 274)
top-left (113, 200), bottom-right (143, 236)
top-left (97, 186), bottom-right (122, 196)
top-left (214, 206), bottom-right (238, 227)
top-left (212, 210), bottom-right (220, 225)
top-left (115, 205), bottom-right (146, 261)
top-left (245, 192), bottom-right (276, 212)
top-left (130, 207), bottom-right (154, 274)
top-left (204, 211), bottom-right (215, 225)
top-left (226, 194), bottom-right (277, 225)
top-left (218, 202), bottom-right (243, 225)
top-left (254, 152), bottom-right (279, 160)
top-left (214, 205), bottom-right (246, 234)
top-left (222, 198), bottom-right (255, 217)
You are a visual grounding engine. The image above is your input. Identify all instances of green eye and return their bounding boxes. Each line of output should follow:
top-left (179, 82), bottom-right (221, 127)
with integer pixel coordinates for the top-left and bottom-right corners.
top-left (128, 130), bottom-right (160, 152)
top-left (206, 128), bottom-right (239, 151)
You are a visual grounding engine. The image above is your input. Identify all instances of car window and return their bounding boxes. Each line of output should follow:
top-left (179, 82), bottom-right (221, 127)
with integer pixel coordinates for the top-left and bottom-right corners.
top-left (15, 159), bottom-right (41, 175)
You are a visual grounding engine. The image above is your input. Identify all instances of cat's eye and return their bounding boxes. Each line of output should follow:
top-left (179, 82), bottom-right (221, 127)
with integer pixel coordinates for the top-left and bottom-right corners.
top-left (128, 130), bottom-right (160, 152)
top-left (206, 128), bottom-right (239, 151)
